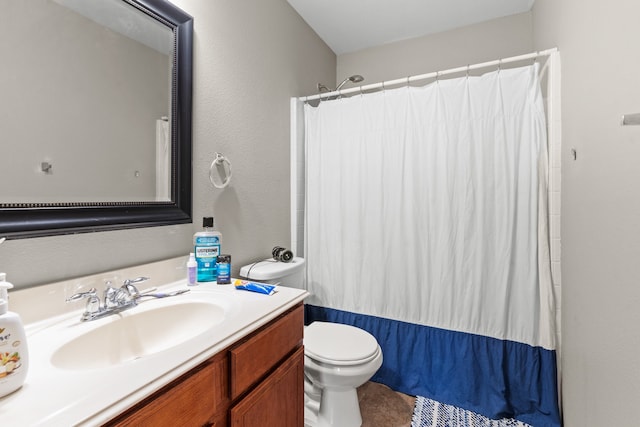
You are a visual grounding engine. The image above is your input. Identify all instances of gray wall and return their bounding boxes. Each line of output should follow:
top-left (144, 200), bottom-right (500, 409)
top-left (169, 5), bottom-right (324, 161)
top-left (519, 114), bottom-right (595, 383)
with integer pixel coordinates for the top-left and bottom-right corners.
top-left (337, 12), bottom-right (533, 86)
top-left (533, 1), bottom-right (640, 425)
top-left (1, 0), bottom-right (335, 288)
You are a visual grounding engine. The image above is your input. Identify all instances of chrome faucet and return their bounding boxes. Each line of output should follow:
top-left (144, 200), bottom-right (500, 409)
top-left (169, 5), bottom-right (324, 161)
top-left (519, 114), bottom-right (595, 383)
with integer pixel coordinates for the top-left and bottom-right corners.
top-left (66, 276), bottom-right (150, 321)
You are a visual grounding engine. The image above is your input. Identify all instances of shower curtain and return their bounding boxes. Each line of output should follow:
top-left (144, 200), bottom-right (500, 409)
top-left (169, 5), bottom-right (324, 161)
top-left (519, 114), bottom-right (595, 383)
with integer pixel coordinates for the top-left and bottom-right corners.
top-left (155, 118), bottom-right (170, 201)
top-left (303, 64), bottom-right (560, 426)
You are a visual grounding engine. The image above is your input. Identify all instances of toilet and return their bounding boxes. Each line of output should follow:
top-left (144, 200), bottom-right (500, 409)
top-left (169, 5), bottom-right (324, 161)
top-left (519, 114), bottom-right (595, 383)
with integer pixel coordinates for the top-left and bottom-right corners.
top-left (240, 257), bottom-right (383, 427)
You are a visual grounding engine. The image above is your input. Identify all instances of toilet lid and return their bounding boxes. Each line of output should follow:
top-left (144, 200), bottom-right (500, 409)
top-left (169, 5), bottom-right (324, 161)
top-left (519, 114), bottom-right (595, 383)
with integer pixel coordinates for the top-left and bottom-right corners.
top-left (304, 322), bottom-right (380, 366)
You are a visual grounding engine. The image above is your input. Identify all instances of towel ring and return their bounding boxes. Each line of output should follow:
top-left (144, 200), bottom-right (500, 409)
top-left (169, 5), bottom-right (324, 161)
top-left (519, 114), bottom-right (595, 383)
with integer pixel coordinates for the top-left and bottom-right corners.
top-left (209, 152), bottom-right (232, 189)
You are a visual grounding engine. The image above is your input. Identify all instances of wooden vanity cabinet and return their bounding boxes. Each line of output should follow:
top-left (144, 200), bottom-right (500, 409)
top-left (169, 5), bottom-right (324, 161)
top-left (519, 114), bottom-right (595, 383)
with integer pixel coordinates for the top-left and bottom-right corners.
top-left (105, 303), bottom-right (304, 427)
top-left (229, 302), bottom-right (305, 427)
top-left (104, 351), bottom-right (229, 427)
top-left (230, 346), bottom-right (304, 427)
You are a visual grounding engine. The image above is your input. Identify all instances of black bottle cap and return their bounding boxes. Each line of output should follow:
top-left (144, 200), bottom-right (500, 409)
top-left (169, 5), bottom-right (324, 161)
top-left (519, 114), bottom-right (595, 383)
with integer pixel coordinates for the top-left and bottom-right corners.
top-left (203, 217), bottom-right (214, 228)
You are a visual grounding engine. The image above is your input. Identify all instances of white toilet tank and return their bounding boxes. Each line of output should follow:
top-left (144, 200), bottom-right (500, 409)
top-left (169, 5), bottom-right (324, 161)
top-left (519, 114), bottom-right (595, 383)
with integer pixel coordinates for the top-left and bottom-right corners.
top-left (239, 257), bottom-right (305, 288)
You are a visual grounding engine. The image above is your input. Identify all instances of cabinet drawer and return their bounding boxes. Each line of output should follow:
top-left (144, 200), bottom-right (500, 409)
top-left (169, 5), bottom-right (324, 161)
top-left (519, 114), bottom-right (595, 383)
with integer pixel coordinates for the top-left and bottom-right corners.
top-left (229, 303), bottom-right (303, 400)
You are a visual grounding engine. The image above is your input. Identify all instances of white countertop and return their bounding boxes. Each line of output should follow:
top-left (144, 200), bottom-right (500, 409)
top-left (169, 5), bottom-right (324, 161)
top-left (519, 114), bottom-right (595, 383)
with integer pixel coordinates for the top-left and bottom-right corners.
top-left (0, 258), bottom-right (308, 426)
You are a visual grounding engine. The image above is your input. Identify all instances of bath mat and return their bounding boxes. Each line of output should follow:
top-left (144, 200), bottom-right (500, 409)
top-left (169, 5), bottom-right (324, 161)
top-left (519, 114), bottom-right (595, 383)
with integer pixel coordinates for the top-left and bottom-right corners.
top-left (411, 396), bottom-right (532, 427)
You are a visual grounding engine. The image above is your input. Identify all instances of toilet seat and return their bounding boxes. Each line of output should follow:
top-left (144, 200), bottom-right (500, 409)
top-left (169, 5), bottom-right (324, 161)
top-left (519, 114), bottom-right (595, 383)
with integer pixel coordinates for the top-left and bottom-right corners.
top-left (304, 322), bottom-right (380, 366)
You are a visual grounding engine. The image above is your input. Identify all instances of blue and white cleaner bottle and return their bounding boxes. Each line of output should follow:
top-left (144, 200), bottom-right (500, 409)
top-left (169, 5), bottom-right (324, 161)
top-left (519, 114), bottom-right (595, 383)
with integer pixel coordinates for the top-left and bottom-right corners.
top-left (0, 273), bottom-right (28, 398)
top-left (194, 217), bottom-right (222, 282)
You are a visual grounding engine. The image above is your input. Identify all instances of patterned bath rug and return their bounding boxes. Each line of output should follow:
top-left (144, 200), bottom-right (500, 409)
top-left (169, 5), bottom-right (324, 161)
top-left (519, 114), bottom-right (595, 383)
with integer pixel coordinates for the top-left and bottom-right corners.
top-left (411, 396), bottom-right (532, 427)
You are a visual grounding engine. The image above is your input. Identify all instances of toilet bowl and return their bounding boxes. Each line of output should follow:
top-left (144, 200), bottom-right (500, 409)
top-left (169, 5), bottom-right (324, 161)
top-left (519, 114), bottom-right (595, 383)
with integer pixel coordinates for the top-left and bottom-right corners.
top-left (303, 322), bottom-right (383, 427)
top-left (240, 257), bottom-right (383, 427)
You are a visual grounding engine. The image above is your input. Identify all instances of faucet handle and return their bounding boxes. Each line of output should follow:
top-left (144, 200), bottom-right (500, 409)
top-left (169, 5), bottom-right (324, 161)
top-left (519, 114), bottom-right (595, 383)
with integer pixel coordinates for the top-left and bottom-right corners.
top-left (66, 288), bottom-right (101, 321)
top-left (122, 277), bottom-right (149, 300)
top-left (66, 288), bottom-right (98, 303)
top-left (123, 276), bottom-right (150, 287)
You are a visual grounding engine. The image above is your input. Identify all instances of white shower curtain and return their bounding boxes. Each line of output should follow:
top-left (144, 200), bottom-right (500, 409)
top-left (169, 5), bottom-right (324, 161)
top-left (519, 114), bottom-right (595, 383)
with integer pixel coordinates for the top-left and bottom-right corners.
top-left (303, 64), bottom-right (559, 426)
top-left (155, 118), bottom-right (170, 201)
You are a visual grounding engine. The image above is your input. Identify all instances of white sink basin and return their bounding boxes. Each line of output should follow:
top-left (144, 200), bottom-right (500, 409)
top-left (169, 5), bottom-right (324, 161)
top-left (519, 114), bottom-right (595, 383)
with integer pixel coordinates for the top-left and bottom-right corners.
top-left (50, 300), bottom-right (225, 370)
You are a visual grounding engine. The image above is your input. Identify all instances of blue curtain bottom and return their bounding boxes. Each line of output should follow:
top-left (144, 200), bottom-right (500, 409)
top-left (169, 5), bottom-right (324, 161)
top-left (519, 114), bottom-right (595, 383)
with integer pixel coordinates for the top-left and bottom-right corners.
top-left (305, 304), bottom-right (561, 427)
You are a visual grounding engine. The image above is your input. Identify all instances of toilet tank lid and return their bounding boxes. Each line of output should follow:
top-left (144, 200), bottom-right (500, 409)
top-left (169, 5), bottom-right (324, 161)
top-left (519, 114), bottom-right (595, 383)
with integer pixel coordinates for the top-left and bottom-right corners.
top-left (239, 257), bottom-right (305, 280)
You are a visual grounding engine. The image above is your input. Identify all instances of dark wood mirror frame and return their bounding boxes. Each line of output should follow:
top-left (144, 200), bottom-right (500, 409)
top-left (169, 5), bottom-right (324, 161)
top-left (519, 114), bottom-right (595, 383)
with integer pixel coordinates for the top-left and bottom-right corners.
top-left (0, 0), bottom-right (193, 239)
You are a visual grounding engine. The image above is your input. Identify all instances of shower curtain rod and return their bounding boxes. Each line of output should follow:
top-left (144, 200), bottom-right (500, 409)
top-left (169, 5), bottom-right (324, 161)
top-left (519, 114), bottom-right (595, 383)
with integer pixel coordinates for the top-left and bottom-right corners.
top-left (300, 48), bottom-right (558, 102)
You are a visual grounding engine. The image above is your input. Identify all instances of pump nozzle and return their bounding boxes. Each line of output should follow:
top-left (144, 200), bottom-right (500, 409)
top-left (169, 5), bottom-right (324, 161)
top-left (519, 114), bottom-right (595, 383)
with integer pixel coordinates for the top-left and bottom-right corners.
top-left (0, 273), bottom-right (14, 304)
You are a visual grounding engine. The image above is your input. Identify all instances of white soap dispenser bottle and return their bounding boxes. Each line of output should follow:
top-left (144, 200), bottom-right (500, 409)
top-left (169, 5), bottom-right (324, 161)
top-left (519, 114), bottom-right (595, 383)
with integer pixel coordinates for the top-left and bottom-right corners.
top-left (0, 273), bottom-right (28, 397)
top-left (187, 252), bottom-right (197, 286)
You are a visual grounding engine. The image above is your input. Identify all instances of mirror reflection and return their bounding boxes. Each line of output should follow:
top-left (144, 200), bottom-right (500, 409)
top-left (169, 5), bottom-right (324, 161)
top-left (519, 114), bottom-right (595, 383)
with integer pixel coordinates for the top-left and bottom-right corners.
top-left (0, 0), bottom-right (174, 204)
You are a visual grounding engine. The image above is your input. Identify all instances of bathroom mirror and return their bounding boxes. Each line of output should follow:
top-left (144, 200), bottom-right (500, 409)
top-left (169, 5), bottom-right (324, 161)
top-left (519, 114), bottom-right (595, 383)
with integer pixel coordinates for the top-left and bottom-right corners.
top-left (0, 0), bottom-right (193, 238)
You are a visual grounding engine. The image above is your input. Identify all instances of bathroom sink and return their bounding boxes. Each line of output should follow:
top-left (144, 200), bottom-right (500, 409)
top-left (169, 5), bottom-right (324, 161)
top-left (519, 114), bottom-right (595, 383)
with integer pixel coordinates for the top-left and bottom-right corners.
top-left (50, 300), bottom-right (225, 371)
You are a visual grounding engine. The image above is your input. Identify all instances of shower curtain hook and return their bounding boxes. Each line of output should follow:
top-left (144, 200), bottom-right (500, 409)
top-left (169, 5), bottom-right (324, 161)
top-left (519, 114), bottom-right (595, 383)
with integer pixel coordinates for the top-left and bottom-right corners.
top-left (435, 71), bottom-right (439, 82)
top-left (406, 76), bottom-right (410, 87)
top-left (498, 59), bottom-right (502, 72)
top-left (466, 64), bottom-right (470, 77)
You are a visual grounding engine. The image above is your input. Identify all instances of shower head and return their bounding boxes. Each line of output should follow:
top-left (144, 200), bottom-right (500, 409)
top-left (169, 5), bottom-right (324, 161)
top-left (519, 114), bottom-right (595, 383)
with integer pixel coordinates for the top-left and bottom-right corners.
top-left (335, 74), bottom-right (364, 91)
top-left (316, 75), bottom-right (365, 97)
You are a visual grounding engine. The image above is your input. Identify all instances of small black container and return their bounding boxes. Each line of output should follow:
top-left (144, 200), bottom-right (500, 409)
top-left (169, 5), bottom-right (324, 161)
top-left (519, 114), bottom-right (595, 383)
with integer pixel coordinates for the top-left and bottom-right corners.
top-left (216, 254), bottom-right (231, 284)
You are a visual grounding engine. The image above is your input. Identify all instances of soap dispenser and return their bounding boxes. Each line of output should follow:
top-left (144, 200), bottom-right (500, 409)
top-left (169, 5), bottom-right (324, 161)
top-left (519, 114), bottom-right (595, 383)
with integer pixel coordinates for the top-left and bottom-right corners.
top-left (0, 273), bottom-right (28, 398)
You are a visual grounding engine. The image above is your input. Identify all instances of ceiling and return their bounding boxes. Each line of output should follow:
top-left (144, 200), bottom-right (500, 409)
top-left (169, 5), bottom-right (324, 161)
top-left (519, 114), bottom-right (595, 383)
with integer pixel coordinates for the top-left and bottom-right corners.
top-left (287, 0), bottom-right (535, 55)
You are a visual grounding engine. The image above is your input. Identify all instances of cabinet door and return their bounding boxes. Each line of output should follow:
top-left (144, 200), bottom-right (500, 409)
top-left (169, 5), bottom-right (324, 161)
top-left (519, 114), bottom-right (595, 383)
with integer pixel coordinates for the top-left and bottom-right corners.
top-left (106, 352), bottom-right (228, 427)
top-left (230, 346), bottom-right (304, 427)
top-left (230, 304), bottom-right (303, 400)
